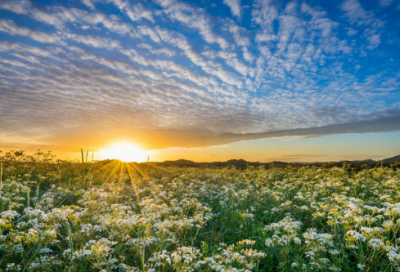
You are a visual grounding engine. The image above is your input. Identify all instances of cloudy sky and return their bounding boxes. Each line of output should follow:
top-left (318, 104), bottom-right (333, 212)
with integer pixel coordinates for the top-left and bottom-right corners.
top-left (0, 0), bottom-right (399, 162)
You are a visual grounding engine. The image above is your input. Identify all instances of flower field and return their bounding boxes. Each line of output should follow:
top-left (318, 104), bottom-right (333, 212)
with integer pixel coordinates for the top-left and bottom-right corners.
top-left (1, 151), bottom-right (400, 271)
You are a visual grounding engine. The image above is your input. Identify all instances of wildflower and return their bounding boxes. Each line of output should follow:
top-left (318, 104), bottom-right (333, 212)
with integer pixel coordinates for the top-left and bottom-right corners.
top-left (357, 264), bottom-right (365, 270)
top-left (0, 210), bottom-right (20, 219)
top-left (294, 237), bottom-right (301, 245)
top-left (369, 239), bottom-right (384, 250)
top-left (346, 230), bottom-right (366, 242)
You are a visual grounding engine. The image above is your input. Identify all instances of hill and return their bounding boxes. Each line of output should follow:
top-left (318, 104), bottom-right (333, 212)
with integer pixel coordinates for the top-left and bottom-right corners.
top-left (152, 155), bottom-right (400, 169)
top-left (383, 155), bottom-right (400, 163)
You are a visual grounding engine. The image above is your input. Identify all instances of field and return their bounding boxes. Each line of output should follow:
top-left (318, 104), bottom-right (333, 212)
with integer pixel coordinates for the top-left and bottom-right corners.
top-left (1, 151), bottom-right (400, 271)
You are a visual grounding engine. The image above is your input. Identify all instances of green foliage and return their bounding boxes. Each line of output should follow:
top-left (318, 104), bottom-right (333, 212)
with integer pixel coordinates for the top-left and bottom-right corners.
top-left (0, 151), bottom-right (400, 271)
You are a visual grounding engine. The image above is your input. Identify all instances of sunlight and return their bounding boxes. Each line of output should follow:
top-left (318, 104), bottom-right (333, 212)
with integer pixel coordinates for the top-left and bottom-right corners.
top-left (99, 142), bottom-right (146, 162)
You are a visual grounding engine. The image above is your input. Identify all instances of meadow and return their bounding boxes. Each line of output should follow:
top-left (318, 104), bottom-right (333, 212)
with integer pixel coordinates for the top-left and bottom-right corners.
top-left (0, 151), bottom-right (400, 271)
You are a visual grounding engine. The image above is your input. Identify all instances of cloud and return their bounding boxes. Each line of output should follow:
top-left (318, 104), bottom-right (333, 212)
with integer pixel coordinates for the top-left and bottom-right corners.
top-left (227, 22), bottom-right (249, 47)
top-left (223, 0), bottom-right (241, 18)
top-left (242, 47), bottom-right (255, 63)
top-left (379, 0), bottom-right (394, 7)
top-left (141, 26), bottom-right (244, 87)
top-left (154, 0), bottom-right (230, 50)
top-left (202, 48), bottom-right (249, 76)
top-left (81, 0), bottom-right (97, 10)
top-left (30, 8), bottom-right (65, 28)
top-left (123, 2), bottom-right (155, 23)
top-left (67, 34), bottom-right (122, 50)
top-left (341, 0), bottom-right (375, 25)
top-left (301, 3), bottom-right (339, 38)
top-left (32, 109), bottom-right (400, 151)
top-left (222, 109), bottom-right (400, 143)
top-left (0, 1), bottom-right (30, 14)
top-left (152, 48), bottom-right (177, 57)
top-left (346, 27), bottom-right (358, 36)
top-left (341, 0), bottom-right (384, 49)
top-left (365, 32), bottom-right (380, 49)
top-left (0, 19), bottom-right (61, 44)
top-left (252, 0), bottom-right (278, 33)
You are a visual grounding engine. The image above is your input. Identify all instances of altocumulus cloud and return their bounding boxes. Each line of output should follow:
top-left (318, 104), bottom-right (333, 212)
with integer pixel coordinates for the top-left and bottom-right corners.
top-left (0, 0), bottom-right (399, 151)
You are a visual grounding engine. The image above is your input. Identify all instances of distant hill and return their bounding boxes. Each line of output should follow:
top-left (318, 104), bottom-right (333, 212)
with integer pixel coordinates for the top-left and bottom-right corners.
top-left (383, 155), bottom-right (400, 163)
top-left (152, 155), bottom-right (400, 169)
top-left (160, 159), bottom-right (198, 167)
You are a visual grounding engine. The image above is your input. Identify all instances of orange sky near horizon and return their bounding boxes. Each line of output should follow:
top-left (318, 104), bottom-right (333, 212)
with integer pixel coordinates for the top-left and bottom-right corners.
top-left (2, 131), bottom-right (399, 163)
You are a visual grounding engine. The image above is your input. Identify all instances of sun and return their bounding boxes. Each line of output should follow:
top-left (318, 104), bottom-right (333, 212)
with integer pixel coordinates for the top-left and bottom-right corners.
top-left (99, 142), bottom-right (146, 162)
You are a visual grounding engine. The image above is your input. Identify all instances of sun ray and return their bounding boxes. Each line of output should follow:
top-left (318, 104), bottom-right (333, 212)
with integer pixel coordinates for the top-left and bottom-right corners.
top-left (126, 162), bottom-right (145, 214)
top-left (100, 160), bottom-right (122, 185)
top-left (141, 161), bottom-right (173, 175)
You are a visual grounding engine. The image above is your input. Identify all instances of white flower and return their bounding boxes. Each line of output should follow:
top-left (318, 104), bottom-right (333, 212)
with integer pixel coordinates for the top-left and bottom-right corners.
top-left (369, 239), bottom-right (384, 250)
top-left (347, 230), bottom-right (366, 242)
top-left (265, 238), bottom-right (273, 247)
top-left (0, 210), bottom-right (20, 219)
top-left (357, 264), bottom-right (365, 270)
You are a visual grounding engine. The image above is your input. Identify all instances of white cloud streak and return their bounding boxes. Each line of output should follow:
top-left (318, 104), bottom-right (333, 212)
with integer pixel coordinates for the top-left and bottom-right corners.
top-left (154, 0), bottom-right (230, 50)
top-left (223, 0), bottom-right (241, 18)
top-left (0, 19), bottom-right (61, 44)
top-left (0, 0), bottom-right (30, 14)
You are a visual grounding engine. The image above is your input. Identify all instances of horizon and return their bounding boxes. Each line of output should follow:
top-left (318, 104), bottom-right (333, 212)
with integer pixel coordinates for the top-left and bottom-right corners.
top-left (1, 0), bottom-right (400, 162)
top-left (1, 146), bottom-right (399, 164)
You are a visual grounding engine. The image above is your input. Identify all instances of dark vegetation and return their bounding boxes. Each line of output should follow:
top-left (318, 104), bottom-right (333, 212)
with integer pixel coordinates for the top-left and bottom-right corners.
top-left (155, 156), bottom-right (400, 170)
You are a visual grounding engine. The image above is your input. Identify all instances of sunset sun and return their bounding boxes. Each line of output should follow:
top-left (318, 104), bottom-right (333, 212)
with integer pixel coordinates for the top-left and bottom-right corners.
top-left (99, 142), bottom-right (146, 162)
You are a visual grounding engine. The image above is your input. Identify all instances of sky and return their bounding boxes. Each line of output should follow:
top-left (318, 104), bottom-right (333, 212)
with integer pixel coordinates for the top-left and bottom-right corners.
top-left (0, 0), bottom-right (399, 162)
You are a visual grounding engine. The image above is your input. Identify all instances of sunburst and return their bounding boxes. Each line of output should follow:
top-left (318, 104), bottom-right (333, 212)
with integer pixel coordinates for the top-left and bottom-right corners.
top-left (99, 142), bottom-right (146, 162)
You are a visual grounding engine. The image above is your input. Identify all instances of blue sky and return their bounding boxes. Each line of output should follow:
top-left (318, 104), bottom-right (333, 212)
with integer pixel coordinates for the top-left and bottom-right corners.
top-left (0, 0), bottom-right (399, 161)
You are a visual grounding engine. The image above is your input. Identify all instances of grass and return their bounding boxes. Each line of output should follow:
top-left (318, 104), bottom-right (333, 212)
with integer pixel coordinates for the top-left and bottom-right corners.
top-left (0, 150), bottom-right (399, 271)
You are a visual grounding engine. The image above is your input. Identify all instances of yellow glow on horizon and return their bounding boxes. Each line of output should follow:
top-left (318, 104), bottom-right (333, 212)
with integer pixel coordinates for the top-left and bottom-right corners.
top-left (99, 142), bottom-right (147, 162)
